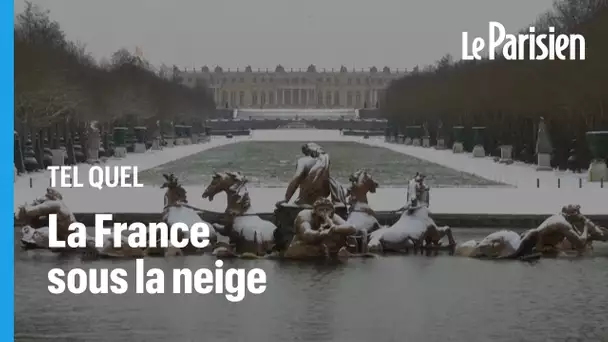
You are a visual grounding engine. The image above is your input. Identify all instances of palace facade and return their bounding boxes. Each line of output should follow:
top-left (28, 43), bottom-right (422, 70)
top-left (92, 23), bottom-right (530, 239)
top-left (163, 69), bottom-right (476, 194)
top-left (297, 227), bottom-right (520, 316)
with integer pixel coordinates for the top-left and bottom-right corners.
top-left (177, 65), bottom-right (404, 109)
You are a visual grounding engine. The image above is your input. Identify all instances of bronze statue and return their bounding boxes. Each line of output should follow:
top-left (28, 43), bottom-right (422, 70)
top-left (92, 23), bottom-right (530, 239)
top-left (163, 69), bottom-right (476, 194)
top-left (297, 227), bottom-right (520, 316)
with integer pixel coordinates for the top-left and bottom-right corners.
top-left (402, 172), bottom-right (430, 214)
top-left (283, 197), bottom-right (357, 259)
top-left (345, 169), bottom-right (382, 252)
top-left (202, 171), bottom-right (276, 257)
top-left (159, 173), bottom-right (218, 256)
top-left (455, 204), bottom-right (599, 259)
top-left (17, 188), bottom-right (76, 249)
top-left (277, 142), bottom-right (347, 207)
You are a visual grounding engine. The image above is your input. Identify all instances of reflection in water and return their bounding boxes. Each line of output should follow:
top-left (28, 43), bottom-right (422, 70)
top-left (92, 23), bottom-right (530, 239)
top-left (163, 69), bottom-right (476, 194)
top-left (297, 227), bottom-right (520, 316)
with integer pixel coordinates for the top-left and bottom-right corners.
top-left (15, 229), bottom-right (608, 341)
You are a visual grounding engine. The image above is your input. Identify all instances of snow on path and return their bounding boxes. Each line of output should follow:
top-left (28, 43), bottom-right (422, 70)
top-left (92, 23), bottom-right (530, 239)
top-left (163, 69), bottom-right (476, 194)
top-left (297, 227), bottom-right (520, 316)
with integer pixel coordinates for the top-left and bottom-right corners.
top-left (360, 137), bottom-right (605, 190)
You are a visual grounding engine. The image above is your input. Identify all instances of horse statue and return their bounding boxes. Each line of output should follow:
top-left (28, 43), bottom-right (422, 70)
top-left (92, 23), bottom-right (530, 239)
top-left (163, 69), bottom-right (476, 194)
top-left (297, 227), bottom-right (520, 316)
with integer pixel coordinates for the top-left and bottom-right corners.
top-left (345, 169), bottom-right (382, 253)
top-left (455, 205), bottom-right (603, 259)
top-left (155, 173), bottom-right (218, 256)
top-left (367, 173), bottom-right (455, 253)
top-left (202, 171), bottom-right (276, 257)
top-left (283, 197), bottom-right (358, 260)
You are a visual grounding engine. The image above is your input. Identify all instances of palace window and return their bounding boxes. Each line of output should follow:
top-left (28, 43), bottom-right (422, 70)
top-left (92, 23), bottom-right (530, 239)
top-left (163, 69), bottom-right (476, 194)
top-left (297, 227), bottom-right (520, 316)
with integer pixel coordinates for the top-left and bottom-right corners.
top-left (334, 91), bottom-right (340, 106)
top-left (269, 92), bottom-right (275, 105)
top-left (317, 91), bottom-right (323, 106)
top-left (222, 91), bottom-right (228, 105)
top-left (301, 78), bottom-right (306, 84)
top-left (325, 91), bottom-right (331, 107)
top-left (252, 91), bottom-right (258, 105)
top-left (239, 91), bottom-right (245, 106)
top-left (365, 90), bottom-right (371, 105)
top-left (355, 91), bottom-right (361, 106)
top-left (356, 78), bottom-right (361, 85)
top-left (261, 91), bottom-right (266, 105)
top-left (346, 91), bottom-right (353, 106)
top-left (253, 77), bottom-right (257, 83)
top-left (348, 78), bottom-right (352, 85)
top-left (317, 78), bottom-right (323, 83)
top-left (292, 78), bottom-right (299, 85)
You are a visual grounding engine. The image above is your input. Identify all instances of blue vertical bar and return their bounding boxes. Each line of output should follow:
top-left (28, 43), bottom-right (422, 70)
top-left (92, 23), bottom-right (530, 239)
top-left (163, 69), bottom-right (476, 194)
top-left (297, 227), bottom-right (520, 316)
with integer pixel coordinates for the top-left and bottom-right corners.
top-left (1, 0), bottom-right (15, 340)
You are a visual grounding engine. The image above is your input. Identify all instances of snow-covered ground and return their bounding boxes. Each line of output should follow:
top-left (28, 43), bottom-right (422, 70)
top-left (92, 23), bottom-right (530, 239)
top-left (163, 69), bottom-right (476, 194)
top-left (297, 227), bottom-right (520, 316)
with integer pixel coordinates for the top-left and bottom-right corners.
top-left (14, 136), bottom-right (244, 208)
top-left (13, 130), bottom-right (608, 215)
top-left (361, 137), bottom-right (602, 189)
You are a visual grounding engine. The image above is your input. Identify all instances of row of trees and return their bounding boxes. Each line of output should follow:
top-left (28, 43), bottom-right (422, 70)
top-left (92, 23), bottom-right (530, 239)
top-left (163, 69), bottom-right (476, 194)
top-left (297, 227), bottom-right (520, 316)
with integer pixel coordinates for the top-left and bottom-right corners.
top-left (15, 2), bottom-right (216, 133)
top-left (383, 0), bottom-right (608, 168)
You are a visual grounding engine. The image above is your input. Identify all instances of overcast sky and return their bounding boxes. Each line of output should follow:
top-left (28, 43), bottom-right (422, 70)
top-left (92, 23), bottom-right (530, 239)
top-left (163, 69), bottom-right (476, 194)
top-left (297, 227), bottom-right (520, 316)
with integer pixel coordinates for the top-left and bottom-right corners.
top-left (14, 0), bottom-right (555, 70)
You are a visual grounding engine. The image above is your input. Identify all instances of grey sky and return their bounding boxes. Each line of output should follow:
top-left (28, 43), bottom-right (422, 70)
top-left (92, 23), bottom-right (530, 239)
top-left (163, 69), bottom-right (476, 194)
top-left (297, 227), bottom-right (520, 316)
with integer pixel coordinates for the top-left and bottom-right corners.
top-left (15, 0), bottom-right (554, 70)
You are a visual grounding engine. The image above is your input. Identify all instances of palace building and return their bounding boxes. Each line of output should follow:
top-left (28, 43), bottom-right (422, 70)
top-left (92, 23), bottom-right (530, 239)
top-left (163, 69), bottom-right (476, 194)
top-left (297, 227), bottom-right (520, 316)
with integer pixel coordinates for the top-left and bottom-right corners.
top-left (177, 65), bottom-right (404, 109)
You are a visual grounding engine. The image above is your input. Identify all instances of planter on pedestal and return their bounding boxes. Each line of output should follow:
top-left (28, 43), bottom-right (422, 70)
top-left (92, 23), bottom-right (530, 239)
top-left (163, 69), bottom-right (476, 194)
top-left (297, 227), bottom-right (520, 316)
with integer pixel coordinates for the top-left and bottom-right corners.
top-left (23, 137), bottom-right (39, 172)
top-left (586, 131), bottom-right (608, 182)
top-left (471, 127), bottom-right (486, 157)
top-left (133, 126), bottom-right (147, 153)
top-left (452, 126), bottom-right (465, 153)
top-left (397, 134), bottom-right (405, 144)
top-left (410, 126), bottom-right (422, 146)
top-left (113, 127), bottom-right (128, 158)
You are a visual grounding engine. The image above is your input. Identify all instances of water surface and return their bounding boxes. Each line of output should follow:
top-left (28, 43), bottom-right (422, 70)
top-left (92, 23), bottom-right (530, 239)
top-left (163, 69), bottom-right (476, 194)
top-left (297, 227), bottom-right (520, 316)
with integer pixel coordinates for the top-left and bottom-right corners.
top-left (15, 229), bottom-right (608, 342)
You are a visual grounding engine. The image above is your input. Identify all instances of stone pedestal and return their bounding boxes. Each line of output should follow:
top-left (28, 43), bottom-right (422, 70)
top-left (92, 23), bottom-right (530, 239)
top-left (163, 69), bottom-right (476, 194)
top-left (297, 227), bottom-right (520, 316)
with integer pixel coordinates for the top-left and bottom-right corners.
top-left (404, 137), bottom-right (412, 145)
top-left (452, 142), bottom-right (464, 154)
top-left (151, 138), bottom-right (162, 150)
top-left (397, 135), bottom-right (405, 144)
top-left (422, 137), bottom-right (430, 147)
top-left (499, 145), bottom-right (513, 163)
top-left (435, 138), bottom-right (446, 150)
top-left (588, 159), bottom-right (608, 182)
top-left (412, 138), bottom-right (421, 146)
top-left (114, 146), bottom-right (127, 158)
top-left (87, 142), bottom-right (100, 163)
top-left (585, 131), bottom-right (608, 181)
top-left (166, 139), bottom-right (175, 148)
top-left (133, 142), bottom-right (146, 153)
top-left (536, 153), bottom-right (552, 171)
top-left (51, 149), bottom-right (65, 166)
top-left (472, 145), bottom-right (485, 157)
